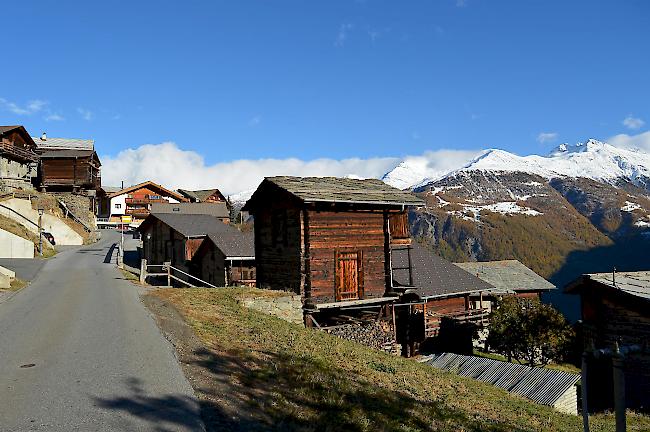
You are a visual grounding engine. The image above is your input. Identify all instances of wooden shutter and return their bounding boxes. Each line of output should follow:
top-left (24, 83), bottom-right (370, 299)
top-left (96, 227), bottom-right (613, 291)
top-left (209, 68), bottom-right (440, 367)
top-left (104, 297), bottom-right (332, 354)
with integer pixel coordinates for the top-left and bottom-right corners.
top-left (335, 251), bottom-right (364, 301)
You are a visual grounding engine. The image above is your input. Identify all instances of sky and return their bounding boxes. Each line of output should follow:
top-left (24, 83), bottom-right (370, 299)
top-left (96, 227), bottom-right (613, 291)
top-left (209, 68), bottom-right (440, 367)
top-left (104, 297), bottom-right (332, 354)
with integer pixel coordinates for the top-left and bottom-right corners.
top-left (1, 0), bottom-right (649, 194)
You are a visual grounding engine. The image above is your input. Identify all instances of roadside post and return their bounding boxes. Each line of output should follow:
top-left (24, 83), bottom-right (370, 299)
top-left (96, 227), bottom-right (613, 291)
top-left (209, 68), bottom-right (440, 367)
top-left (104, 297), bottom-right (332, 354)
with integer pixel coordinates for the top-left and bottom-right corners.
top-left (37, 207), bottom-right (44, 256)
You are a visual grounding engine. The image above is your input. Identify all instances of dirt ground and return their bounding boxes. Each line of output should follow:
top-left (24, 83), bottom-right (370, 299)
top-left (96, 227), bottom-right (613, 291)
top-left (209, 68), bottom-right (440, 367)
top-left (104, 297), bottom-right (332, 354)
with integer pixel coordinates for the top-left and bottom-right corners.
top-left (142, 294), bottom-right (266, 432)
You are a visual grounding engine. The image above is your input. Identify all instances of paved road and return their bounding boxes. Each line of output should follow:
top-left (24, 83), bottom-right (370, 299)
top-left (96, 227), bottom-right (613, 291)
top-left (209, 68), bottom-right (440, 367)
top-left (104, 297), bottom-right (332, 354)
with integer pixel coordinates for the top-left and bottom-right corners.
top-left (0, 231), bottom-right (203, 431)
top-left (0, 258), bottom-right (46, 282)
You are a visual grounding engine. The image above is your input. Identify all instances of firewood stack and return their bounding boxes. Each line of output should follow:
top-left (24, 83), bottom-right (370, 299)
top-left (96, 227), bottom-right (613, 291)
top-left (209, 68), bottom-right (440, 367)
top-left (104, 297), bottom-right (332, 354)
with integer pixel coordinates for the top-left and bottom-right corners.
top-left (326, 320), bottom-right (400, 355)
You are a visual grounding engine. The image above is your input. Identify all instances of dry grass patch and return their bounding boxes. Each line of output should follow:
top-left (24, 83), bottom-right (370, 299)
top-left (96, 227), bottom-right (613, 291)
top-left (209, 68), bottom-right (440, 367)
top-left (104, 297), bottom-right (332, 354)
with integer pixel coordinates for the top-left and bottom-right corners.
top-left (150, 287), bottom-right (650, 432)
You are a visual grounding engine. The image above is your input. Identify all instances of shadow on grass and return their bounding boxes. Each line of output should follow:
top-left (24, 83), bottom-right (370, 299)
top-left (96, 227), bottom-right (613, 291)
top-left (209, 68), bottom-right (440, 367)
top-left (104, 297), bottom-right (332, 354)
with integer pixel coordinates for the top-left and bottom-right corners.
top-left (187, 346), bottom-right (529, 432)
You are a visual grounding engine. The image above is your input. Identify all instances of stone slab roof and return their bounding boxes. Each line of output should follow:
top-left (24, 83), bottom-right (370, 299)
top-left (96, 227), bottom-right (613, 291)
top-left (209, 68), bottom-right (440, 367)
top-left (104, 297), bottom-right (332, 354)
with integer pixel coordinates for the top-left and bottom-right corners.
top-left (33, 136), bottom-right (94, 151)
top-left (264, 176), bottom-right (424, 206)
top-left (582, 271), bottom-right (650, 301)
top-left (151, 202), bottom-right (230, 218)
top-left (392, 242), bottom-right (496, 298)
top-left (139, 213), bottom-right (233, 238)
top-left (454, 260), bottom-right (556, 293)
top-left (205, 231), bottom-right (255, 259)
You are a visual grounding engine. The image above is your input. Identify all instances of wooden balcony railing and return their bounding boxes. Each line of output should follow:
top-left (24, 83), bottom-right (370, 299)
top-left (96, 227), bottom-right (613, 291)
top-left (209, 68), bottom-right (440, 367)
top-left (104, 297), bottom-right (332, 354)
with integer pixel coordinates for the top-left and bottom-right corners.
top-left (0, 142), bottom-right (39, 162)
top-left (125, 197), bottom-right (169, 205)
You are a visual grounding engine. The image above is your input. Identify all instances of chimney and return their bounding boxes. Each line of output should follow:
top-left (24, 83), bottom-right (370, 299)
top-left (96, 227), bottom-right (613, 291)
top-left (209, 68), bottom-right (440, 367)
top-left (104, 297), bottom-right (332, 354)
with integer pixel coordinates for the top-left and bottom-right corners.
top-left (41, 132), bottom-right (47, 141)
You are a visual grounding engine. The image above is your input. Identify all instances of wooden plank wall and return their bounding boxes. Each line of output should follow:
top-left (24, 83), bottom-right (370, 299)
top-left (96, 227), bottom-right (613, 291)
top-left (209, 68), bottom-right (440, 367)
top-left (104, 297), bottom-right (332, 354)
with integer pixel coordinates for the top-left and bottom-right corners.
top-left (42, 158), bottom-right (95, 186)
top-left (307, 210), bottom-right (386, 304)
top-left (419, 296), bottom-right (468, 337)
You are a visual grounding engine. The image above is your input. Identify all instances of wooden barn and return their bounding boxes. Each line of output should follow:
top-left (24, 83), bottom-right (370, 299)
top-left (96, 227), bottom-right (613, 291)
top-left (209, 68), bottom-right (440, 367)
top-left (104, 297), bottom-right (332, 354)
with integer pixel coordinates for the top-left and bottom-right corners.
top-left (33, 134), bottom-right (101, 193)
top-left (191, 231), bottom-right (255, 287)
top-left (0, 126), bottom-right (38, 192)
top-left (242, 176), bottom-right (423, 314)
top-left (566, 271), bottom-right (650, 412)
top-left (178, 188), bottom-right (229, 204)
top-left (138, 212), bottom-right (239, 275)
top-left (391, 242), bottom-right (497, 355)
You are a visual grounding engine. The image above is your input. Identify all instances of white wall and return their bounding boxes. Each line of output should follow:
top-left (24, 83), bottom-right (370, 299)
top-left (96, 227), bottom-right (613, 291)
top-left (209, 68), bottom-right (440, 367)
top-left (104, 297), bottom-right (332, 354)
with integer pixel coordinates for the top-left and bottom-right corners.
top-left (110, 194), bottom-right (127, 216)
top-left (0, 228), bottom-right (34, 258)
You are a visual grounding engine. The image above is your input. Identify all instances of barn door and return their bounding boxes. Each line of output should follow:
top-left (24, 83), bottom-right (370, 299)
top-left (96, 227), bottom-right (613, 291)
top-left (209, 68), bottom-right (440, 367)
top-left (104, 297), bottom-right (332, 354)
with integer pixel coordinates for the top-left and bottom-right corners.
top-left (335, 251), bottom-right (363, 301)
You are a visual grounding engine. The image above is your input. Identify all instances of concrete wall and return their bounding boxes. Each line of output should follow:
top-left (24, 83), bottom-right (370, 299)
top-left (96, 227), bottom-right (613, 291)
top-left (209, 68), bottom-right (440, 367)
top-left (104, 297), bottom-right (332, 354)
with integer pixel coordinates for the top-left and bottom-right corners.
top-left (0, 228), bottom-right (34, 258)
top-left (0, 198), bottom-right (83, 245)
top-left (0, 265), bottom-right (16, 279)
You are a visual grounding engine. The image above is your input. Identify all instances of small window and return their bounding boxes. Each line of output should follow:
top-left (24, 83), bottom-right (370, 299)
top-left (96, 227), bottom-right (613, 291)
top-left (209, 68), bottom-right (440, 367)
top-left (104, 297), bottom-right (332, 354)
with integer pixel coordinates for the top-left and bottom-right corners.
top-left (115, 203), bottom-right (122, 209)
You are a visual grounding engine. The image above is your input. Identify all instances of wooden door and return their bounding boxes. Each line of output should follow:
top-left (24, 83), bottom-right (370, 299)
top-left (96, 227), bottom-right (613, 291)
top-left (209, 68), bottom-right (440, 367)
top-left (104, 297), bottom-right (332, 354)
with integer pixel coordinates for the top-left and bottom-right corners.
top-left (336, 251), bottom-right (363, 301)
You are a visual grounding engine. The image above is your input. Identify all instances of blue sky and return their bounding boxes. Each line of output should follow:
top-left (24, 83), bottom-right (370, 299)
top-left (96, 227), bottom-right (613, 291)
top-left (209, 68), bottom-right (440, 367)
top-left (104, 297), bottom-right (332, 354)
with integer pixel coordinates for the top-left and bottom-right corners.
top-left (1, 1), bottom-right (649, 191)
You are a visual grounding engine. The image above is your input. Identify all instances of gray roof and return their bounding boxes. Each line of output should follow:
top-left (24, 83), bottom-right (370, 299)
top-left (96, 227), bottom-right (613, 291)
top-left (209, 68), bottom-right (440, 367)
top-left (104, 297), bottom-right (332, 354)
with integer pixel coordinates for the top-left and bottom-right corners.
top-left (259, 176), bottom-right (423, 206)
top-left (151, 202), bottom-right (230, 218)
top-left (454, 260), bottom-right (555, 293)
top-left (205, 231), bottom-right (254, 259)
top-left (140, 213), bottom-right (233, 238)
top-left (177, 188), bottom-right (225, 202)
top-left (583, 271), bottom-right (650, 301)
top-left (392, 243), bottom-right (495, 298)
top-left (39, 149), bottom-right (95, 158)
top-left (32, 136), bottom-right (94, 151)
top-left (422, 353), bottom-right (579, 409)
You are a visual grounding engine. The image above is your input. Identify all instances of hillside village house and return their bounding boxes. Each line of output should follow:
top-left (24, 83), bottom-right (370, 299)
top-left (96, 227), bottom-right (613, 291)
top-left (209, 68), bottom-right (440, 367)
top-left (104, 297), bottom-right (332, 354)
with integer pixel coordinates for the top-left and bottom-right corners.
top-left (138, 212), bottom-right (253, 282)
top-left (178, 188), bottom-right (229, 205)
top-left (191, 231), bottom-right (255, 287)
top-left (392, 242), bottom-right (498, 354)
top-left (104, 181), bottom-right (186, 225)
top-left (566, 271), bottom-right (650, 412)
top-left (0, 126), bottom-right (38, 192)
top-left (242, 176), bottom-right (424, 316)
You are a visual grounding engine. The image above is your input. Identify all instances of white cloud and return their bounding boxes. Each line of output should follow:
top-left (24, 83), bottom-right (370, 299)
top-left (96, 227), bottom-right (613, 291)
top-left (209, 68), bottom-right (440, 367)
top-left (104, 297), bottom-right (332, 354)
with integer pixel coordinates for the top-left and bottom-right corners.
top-left (622, 115), bottom-right (645, 130)
top-left (0, 97), bottom-right (48, 115)
top-left (335, 23), bottom-right (353, 47)
top-left (100, 142), bottom-right (478, 197)
top-left (609, 131), bottom-right (650, 152)
top-left (77, 107), bottom-right (94, 121)
top-left (537, 132), bottom-right (558, 143)
top-left (248, 115), bottom-right (261, 127)
top-left (44, 113), bottom-right (65, 122)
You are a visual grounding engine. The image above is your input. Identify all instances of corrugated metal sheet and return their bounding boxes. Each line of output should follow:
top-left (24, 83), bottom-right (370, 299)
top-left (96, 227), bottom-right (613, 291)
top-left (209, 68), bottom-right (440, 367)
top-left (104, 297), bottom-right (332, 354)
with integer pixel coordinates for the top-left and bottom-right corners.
top-left (422, 353), bottom-right (579, 412)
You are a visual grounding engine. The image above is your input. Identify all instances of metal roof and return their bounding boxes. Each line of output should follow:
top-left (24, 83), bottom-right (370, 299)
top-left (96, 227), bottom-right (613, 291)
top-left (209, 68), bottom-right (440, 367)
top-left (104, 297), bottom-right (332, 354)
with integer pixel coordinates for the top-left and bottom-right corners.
top-left (151, 202), bottom-right (230, 218)
top-left (260, 176), bottom-right (424, 206)
top-left (139, 213), bottom-right (234, 238)
top-left (422, 353), bottom-right (579, 408)
top-left (454, 260), bottom-right (555, 293)
top-left (205, 231), bottom-right (255, 259)
top-left (583, 271), bottom-right (650, 301)
top-left (33, 136), bottom-right (94, 151)
top-left (392, 243), bottom-right (496, 298)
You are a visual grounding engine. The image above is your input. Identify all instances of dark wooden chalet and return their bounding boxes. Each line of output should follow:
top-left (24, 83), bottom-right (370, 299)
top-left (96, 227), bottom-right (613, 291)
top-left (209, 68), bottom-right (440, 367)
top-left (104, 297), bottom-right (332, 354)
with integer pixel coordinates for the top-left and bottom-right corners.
top-left (0, 126), bottom-right (39, 192)
top-left (33, 134), bottom-right (101, 193)
top-left (392, 242), bottom-right (497, 355)
top-left (242, 176), bottom-right (424, 312)
top-left (178, 188), bottom-right (229, 205)
top-left (566, 271), bottom-right (650, 412)
top-left (191, 231), bottom-right (255, 287)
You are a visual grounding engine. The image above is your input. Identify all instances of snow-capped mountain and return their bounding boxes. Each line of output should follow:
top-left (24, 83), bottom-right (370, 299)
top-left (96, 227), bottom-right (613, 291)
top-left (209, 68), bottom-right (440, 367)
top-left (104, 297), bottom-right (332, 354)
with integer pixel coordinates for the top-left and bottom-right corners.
top-left (383, 139), bottom-right (650, 192)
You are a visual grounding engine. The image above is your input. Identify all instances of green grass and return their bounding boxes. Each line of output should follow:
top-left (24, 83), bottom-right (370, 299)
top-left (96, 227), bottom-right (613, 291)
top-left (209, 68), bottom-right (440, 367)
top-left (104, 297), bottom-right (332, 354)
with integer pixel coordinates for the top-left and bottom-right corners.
top-left (152, 287), bottom-right (650, 432)
top-left (8, 278), bottom-right (27, 291)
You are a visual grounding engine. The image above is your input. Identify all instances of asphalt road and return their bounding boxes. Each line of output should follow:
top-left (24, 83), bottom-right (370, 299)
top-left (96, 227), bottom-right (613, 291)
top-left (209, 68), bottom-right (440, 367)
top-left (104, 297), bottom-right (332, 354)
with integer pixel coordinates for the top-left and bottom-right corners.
top-left (0, 258), bottom-right (46, 282)
top-left (0, 231), bottom-right (203, 431)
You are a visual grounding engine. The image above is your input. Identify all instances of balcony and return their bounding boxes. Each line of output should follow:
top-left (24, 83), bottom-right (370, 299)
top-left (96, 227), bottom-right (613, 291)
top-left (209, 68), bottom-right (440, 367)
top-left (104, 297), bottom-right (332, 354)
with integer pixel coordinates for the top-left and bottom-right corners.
top-left (125, 197), bottom-right (169, 205)
top-left (0, 142), bottom-right (39, 162)
top-left (125, 207), bottom-right (150, 217)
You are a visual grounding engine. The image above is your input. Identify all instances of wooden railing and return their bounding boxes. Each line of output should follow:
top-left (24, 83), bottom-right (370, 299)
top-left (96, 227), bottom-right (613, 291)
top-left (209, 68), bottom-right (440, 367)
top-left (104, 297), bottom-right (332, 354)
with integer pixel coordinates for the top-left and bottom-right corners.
top-left (139, 259), bottom-right (217, 288)
top-left (0, 142), bottom-right (39, 162)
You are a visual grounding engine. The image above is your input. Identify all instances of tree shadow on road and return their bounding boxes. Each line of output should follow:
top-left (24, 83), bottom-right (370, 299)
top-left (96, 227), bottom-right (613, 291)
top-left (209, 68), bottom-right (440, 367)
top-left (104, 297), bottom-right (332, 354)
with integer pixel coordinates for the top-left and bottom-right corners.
top-left (93, 377), bottom-right (203, 432)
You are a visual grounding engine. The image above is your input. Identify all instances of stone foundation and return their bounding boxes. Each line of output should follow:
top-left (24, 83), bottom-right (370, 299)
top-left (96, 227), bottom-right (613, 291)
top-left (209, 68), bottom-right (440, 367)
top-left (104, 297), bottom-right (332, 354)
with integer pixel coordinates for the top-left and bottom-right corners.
top-left (241, 294), bottom-right (304, 325)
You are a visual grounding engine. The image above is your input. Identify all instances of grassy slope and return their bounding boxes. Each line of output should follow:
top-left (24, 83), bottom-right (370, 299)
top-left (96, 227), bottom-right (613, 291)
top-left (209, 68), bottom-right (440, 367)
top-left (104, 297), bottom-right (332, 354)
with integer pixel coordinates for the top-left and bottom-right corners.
top-left (151, 287), bottom-right (649, 432)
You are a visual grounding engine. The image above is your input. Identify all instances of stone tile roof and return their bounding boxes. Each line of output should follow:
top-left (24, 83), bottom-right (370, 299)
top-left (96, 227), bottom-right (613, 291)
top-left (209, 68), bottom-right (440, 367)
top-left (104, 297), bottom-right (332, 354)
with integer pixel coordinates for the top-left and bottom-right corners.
top-left (264, 176), bottom-right (424, 206)
top-left (38, 149), bottom-right (95, 158)
top-left (454, 260), bottom-right (556, 293)
top-left (205, 231), bottom-right (255, 259)
top-left (150, 202), bottom-right (230, 218)
top-left (582, 271), bottom-right (650, 300)
top-left (33, 136), bottom-right (94, 151)
top-left (140, 213), bottom-right (233, 238)
top-left (392, 242), bottom-right (496, 298)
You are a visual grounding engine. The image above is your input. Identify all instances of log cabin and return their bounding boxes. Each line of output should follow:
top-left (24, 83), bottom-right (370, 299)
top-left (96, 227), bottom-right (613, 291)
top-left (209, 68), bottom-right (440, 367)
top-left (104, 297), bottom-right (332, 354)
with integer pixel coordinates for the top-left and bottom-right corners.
top-left (191, 231), bottom-right (255, 287)
top-left (392, 242), bottom-right (497, 354)
top-left (108, 181), bottom-right (186, 225)
top-left (33, 134), bottom-right (101, 193)
top-left (177, 188), bottom-right (228, 204)
top-left (0, 126), bottom-right (38, 192)
top-left (242, 176), bottom-right (424, 315)
top-left (138, 212), bottom-right (241, 277)
top-left (566, 271), bottom-right (650, 412)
